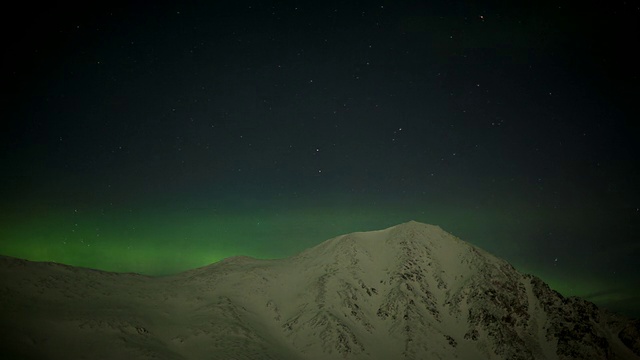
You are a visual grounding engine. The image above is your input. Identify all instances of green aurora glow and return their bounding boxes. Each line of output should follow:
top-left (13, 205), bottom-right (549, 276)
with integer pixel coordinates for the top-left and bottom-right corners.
top-left (2, 198), bottom-right (638, 317)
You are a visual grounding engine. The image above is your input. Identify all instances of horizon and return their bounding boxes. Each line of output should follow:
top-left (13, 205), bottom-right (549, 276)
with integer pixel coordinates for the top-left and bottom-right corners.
top-left (2, 219), bottom-right (638, 319)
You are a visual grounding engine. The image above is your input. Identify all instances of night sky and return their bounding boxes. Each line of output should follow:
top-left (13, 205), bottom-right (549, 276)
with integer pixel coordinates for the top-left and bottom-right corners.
top-left (2, 1), bottom-right (639, 317)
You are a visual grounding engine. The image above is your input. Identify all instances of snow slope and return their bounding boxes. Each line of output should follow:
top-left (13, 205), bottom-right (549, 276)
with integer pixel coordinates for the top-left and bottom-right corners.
top-left (1, 221), bottom-right (638, 359)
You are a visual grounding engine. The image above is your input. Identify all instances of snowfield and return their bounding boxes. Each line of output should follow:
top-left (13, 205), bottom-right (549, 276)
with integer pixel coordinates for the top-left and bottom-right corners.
top-left (1, 221), bottom-right (639, 359)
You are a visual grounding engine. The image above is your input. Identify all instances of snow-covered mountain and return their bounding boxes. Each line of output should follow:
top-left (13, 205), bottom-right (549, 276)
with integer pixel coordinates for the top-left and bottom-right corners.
top-left (1, 221), bottom-right (638, 359)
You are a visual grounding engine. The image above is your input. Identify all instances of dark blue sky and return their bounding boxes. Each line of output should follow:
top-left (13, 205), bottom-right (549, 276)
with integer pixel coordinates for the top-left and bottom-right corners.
top-left (1, 1), bottom-right (639, 317)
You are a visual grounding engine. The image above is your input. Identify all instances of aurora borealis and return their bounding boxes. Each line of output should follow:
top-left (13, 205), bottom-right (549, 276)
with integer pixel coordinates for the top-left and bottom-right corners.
top-left (2, 1), bottom-right (639, 317)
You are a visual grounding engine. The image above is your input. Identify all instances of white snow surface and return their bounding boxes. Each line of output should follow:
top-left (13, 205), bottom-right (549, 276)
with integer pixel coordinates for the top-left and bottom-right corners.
top-left (1, 221), bottom-right (638, 359)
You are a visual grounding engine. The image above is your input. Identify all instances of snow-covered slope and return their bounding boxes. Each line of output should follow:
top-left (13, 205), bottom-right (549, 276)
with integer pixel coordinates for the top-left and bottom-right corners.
top-left (1, 221), bottom-right (638, 359)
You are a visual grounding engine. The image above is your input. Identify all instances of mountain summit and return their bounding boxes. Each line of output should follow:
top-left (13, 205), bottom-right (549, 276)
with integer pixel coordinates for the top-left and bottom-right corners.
top-left (1, 221), bottom-right (638, 359)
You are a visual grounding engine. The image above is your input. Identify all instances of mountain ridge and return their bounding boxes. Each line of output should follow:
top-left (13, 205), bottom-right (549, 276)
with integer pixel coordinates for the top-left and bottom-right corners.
top-left (1, 221), bottom-right (638, 359)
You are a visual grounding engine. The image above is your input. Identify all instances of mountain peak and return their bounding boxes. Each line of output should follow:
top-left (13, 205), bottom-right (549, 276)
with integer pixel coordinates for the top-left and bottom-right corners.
top-left (1, 222), bottom-right (638, 359)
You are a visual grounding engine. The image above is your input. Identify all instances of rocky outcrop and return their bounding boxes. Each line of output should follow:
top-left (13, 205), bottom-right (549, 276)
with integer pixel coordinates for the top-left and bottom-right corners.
top-left (620, 320), bottom-right (640, 357)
